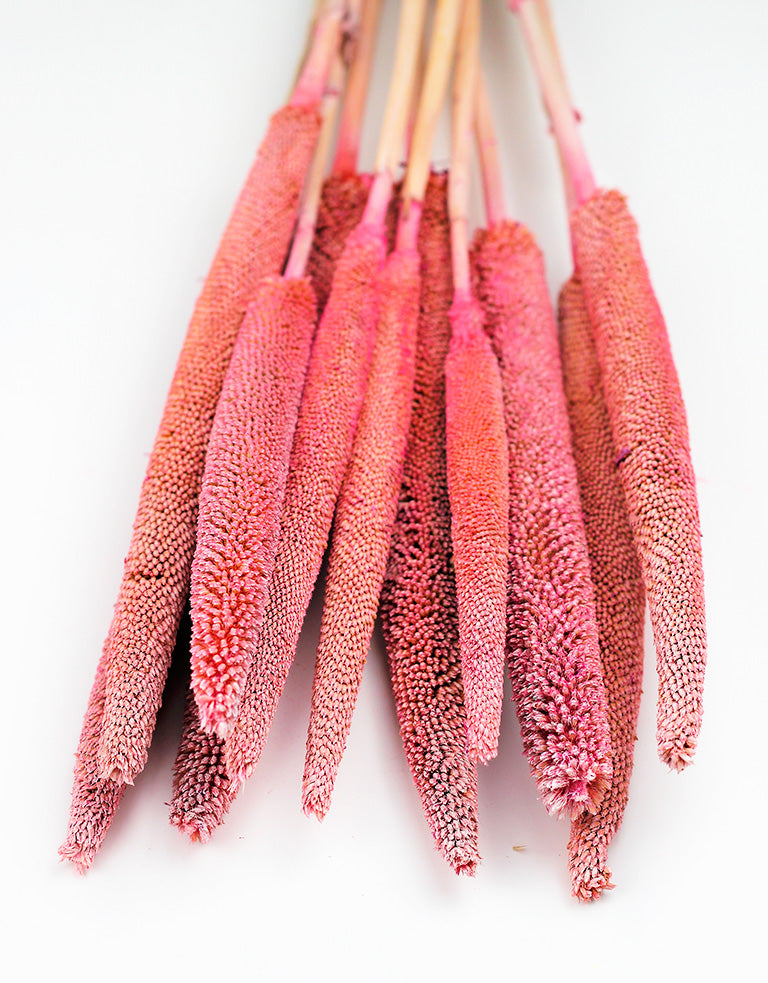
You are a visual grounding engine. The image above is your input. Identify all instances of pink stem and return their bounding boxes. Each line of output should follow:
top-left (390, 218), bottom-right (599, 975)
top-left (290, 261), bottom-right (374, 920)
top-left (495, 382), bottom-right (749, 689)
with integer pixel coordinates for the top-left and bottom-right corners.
top-left (474, 71), bottom-right (506, 226)
top-left (290, 2), bottom-right (345, 109)
top-left (510, 0), bottom-right (595, 207)
top-left (395, 198), bottom-right (423, 253)
top-left (361, 168), bottom-right (394, 229)
top-left (450, 219), bottom-right (471, 298)
top-left (285, 56), bottom-right (347, 280)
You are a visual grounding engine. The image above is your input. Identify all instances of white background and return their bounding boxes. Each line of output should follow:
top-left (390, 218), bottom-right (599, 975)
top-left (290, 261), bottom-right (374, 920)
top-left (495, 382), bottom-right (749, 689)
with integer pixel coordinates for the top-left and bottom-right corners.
top-left (2, 1), bottom-right (766, 979)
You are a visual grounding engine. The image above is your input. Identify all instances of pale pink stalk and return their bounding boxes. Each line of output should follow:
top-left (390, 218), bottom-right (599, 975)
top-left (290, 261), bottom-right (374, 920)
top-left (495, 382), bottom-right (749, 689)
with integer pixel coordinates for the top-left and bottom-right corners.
top-left (444, 0), bottom-right (509, 763)
top-left (571, 191), bottom-right (705, 768)
top-left (310, 0), bottom-right (377, 313)
top-left (189, 277), bottom-right (318, 736)
top-left (509, 0), bottom-right (595, 209)
top-left (333, 0), bottom-right (382, 176)
top-left (302, 242), bottom-right (420, 820)
top-left (59, 642), bottom-right (124, 872)
top-left (473, 72), bottom-right (505, 229)
top-left (471, 221), bottom-right (612, 817)
top-left (380, 174), bottom-right (479, 875)
top-left (560, 276), bottom-right (645, 901)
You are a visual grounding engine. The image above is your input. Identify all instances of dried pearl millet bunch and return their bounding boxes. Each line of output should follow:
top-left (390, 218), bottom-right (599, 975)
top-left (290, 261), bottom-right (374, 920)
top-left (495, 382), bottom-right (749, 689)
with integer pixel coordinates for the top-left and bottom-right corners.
top-left (61, 0), bottom-right (705, 898)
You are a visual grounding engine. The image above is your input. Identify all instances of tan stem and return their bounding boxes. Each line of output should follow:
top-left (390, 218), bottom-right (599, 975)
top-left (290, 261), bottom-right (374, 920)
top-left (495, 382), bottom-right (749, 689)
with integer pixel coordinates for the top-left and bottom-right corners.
top-left (536, 0), bottom-right (577, 211)
top-left (449, 0), bottom-right (480, 296)
top-left (403, 0), bottom-right (463, 208)
top-left (285, 55), bottom-right (347, 278)
top-left (362, 0), bottom-right (429, 229)
top-left (333, 0), bottom-right (382, 174)
top-left (404, 23), bottom-right (427, 159)
top-left (373, 0), bottom-right (429, 177)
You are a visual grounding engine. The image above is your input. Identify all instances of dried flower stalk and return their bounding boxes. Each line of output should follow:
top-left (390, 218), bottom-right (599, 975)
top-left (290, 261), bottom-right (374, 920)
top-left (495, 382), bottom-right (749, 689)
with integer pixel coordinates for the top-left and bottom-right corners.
top-left (302, 242), bottom-right (419, 820)
top-left (571, 193), bottom-right (705, 768)
top-left (445, 0), bottom-right (509, 763)
top-left (560, 276), bottom-right (645, 901)
top-left (224, 0), bottom-right (428, 783)
top-left (189, 51), bottom-right (347, 739)
top-left (381, 173), bottom-right (479, 874)
top-left (512, 0), bottom-right (706, 767)
top-left (471, 221), bottom-right (612, 816)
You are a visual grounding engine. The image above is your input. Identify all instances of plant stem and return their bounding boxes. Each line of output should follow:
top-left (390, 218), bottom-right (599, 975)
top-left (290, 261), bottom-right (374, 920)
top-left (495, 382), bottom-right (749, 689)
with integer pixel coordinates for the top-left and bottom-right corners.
top-left (395, 197), bottom-right (423, 252)
top-left (362, 0), bottom-right (429, 228)
top-left (290, 0), bottom-right (327, 99)
top-left (372, 0), bottom-right (428, 177)
top-left (403, 0), bottom-right (463, 209)
top-left (405, 24), bottom-right (427, 159)
top-left (449, 0), bottom-right (480, 298)
top-left (333, 0), bottom-right (382, 175)
top-left (474, 69), bottom-right (506, 227)
top-left (285, 55), bottom-right (347, 279)
top-left (535, 0), bottom-right (577, 212)
top-left (509, 0), bottom-right (595, 207)
top-left (291, 0), bottom-right (347, 109)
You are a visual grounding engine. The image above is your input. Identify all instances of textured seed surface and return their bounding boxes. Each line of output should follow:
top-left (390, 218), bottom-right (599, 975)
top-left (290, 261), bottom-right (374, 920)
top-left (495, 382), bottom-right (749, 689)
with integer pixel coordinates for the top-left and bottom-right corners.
top-left (225, 221), bottom-right (387, 783)
top-left (59, 641), bottom-right (124, 872)
top-left (445, 293), bottom-right (509, 763)
top-left (380, 174), bottom-right (480, 876)
top-left (95, 105), bottom-right (320, 786)
top-left (560, 276), bottom-right (645, 902)
top-left (307, 172), bottom-right (370, 317)
top-left (303, 246), bottom-right (420, 820)
top-left (190, 276), bottom-right (317, 737)
top-left (170, 688), bottom-right (236, 843)
top-left (571, 189), bottom-right (705, 770)
top-left (471, 220), bottom-right (612, 817)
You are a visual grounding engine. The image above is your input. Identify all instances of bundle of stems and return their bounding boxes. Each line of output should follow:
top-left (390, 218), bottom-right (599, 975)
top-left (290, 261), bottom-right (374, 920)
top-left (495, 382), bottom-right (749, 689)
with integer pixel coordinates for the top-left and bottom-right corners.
top-left (61, 0), bottom-right (706, 899)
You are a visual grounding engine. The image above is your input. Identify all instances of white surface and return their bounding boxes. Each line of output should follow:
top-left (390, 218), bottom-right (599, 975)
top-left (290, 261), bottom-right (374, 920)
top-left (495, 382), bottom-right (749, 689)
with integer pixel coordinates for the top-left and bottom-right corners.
top-left (2, 1), bottom-right (765, 978)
